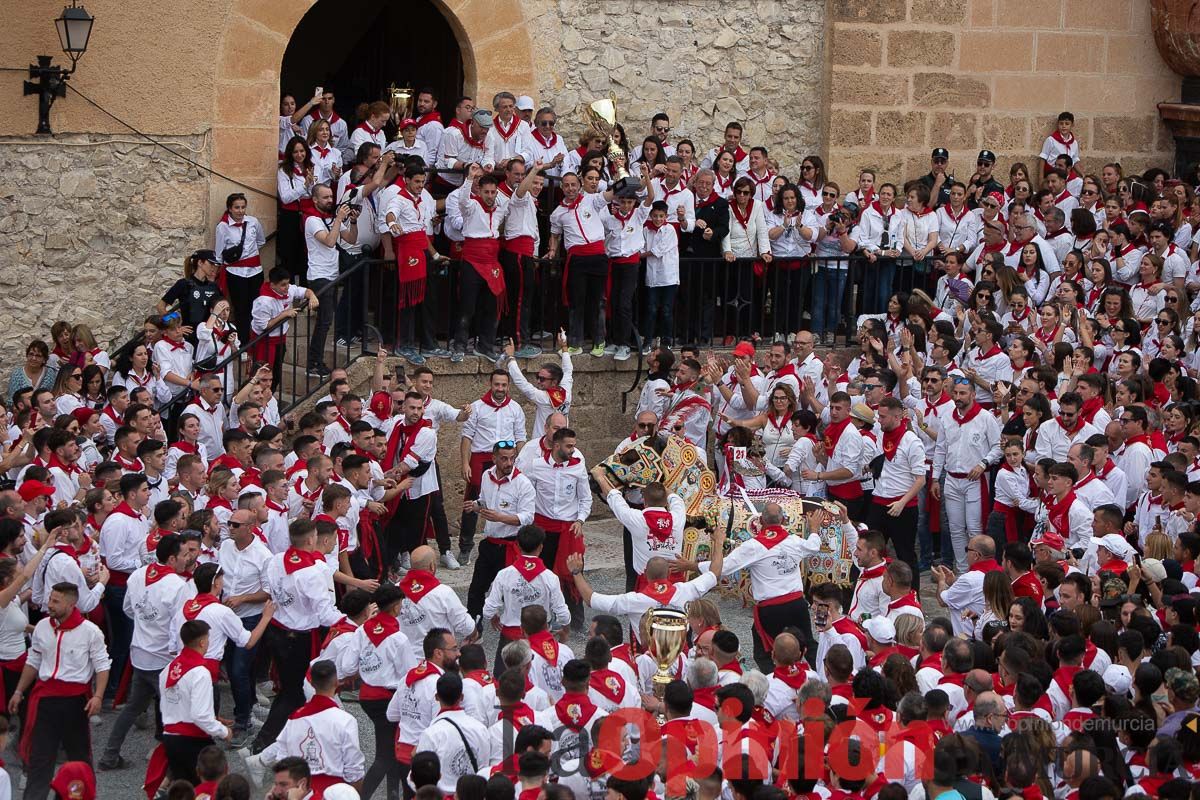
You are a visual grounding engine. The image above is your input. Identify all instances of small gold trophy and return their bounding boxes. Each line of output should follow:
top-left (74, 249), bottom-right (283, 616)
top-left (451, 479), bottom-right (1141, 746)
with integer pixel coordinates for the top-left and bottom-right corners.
top-left (583, 92), bottom-right (631, 192)
top-left (648, 608), bottom-right (688, 697)
top-left (389, 83), bottom-right (413, 120)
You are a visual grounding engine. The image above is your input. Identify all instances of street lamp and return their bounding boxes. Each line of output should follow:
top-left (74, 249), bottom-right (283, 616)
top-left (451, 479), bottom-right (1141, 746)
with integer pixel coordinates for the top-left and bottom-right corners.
top-left (23, 2), bottom-right (95, 135)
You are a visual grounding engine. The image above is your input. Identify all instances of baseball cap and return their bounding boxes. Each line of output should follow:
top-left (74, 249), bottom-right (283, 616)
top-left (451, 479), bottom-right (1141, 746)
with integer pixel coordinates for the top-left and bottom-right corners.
top-left (733, 341), bottom-right (756, 359)
top-left (864, 616), bottom-right (895, 645)
top-left (471, 109), bottom-right (493, 129)
top-left (516, 95), bottom-right (535, 112)
top-left (323, 785), bottom-right (361, 800)
top-left (1140, 558), bottom-right (1168, 584)
top-left (615, 186), bottom-right (640, 200)
top-left (399, 117), bottom-right (418, 130)
top-left (1030, 529), bottom-right (1065, 555)
top-left (191, 249), bottom-right (220, 264)
top-left (1167, 667), bottom-right (1200, 702)
top-left (1095, 533), bottom-right (1133, 561)
top-left (931, 148), bottom-right (949, 161)
top-left (18, 480), bottom-right (55, 502)
top-left (1103, 664), bottom-right (1132, 695)
top-left (977, 149), bottom-right (997, 164)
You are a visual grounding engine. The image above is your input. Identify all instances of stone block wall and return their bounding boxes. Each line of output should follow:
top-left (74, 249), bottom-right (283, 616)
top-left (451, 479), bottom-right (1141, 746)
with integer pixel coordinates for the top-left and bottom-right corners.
top-left (827, 0), bottom-right (1177, 187)
top-left (523, 0), bottom-right (827, 177)
top-left (0, 135), bottom-right (211, 369)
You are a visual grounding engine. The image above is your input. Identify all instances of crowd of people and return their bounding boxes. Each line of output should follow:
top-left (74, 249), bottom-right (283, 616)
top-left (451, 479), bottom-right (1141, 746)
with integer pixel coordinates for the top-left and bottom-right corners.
top-left (6, 87), bottom-right (1200, 800)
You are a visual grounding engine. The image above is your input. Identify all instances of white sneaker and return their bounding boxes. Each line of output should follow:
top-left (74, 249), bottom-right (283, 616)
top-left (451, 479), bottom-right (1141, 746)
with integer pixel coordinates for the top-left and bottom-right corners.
top-left (239, 748), bottom-right (266, 785)
top-left (614, 346), bottom-right (631, 361)
top-left (440, 551), bottom-right (462, 570)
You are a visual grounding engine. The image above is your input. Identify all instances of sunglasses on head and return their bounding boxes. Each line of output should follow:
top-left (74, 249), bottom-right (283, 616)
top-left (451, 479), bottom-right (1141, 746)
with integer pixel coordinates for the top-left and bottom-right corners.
top-left (952, 376), bottom-right (972, 386)
top-left (495, 440), bottom-right (516, 449)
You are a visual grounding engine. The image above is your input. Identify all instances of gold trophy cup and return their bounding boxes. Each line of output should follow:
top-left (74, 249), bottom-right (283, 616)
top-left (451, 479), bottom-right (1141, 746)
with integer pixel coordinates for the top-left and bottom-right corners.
top-left (648, 608), bottom-right (688, 697)
top-left (389, 83), bottom-right (414, 120)
top-left (583, 93), bottom-right (632, 192)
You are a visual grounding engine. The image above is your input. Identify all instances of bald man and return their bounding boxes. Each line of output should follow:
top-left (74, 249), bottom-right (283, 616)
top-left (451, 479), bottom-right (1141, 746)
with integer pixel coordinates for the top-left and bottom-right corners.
top-left (1062, 749), bottom-right (1099, 796)
top-left (515, 411), bottom-right (569, 472)
top-left (932, 534), bottom-right (1002, 638)
top-left (763, 633), bottom-right (810, 722)
top-left (398, 546), bottom-right (476, 660)
top-left (963, 690), bottom-right (1006, 778)
top-left (612, 410), bottom-right (661, 590)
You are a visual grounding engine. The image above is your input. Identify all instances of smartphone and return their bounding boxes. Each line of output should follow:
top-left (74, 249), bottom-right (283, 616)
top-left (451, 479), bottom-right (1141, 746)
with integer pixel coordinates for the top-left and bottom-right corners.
top-left (315, 86), bottom-right (324, 97)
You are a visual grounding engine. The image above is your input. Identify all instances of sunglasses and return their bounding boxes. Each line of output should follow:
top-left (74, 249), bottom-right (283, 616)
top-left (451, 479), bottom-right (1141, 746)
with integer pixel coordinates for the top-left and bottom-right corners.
top-left (495, 440), bottom-right (516, 449)
top-left (654, 126), bottom-right (670, 133)
top-left (70, 373), bottom-right (82, 379)
top-left (952, 376), bottom-right (972, 385)
top-left (1157, 318), bottom-right (1173, 325)
top-left (536, 374), bottom-right (553, 381)
top-left (735, 189), bottom-right (752, 196)
top-left (801, 165), bottom-right (815, 171)
top-left (977, 160), bottom-right (992, 166)
top-left (822, 191), bottom-right (837, 198)
top-left (1082, 189), bottom-right (1098, 196)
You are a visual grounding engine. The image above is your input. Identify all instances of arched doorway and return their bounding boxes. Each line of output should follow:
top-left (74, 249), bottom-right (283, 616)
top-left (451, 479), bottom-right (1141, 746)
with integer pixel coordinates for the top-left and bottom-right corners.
top-left (280, 0), bottom-right (465, 129)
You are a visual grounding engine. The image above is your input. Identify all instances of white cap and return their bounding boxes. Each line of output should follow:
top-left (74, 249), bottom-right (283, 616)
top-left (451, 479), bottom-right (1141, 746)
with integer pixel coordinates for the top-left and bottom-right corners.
top-left (238, 484), bottom-right (266, 498)
top-left (516, 95), bottom-right (535, 111)
top-left (1103, 664), bottom-right (1132, 695)
top-left (1141, 558), bottom-right (1168, 584)
top-left (1095, 533), bottom-right (1134, 561)
top-left (323, 785), bottom-right (361, 800)
top-left (863, 616), bottom-right (895, 645)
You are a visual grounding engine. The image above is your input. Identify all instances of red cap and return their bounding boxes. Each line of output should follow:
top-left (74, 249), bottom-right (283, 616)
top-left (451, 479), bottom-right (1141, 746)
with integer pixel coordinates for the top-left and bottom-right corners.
top-left (399, 117), bottom-right (418, 129)
top-left (1031, 529), bottom-right (1065, 553)
top-left (71, 407), bottom-right (99, 426)
top-left (984, 191), bottom-right (1005, 207)
top-left (733, 341), bottom-right (756, 358)
top-left (50, 761), bottom-right (96, 800)
top-left (18, 480), bottom-right (55, 502)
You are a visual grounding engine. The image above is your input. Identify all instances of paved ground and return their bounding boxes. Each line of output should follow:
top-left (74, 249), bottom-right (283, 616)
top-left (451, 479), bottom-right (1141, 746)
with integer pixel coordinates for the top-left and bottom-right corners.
top-left (4, 518), bottom-right (942, 798)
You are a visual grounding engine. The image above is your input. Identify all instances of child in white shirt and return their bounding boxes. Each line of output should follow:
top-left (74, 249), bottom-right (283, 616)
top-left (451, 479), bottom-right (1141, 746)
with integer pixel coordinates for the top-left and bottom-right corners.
top-left (643, 201), bottom-right (679, 347)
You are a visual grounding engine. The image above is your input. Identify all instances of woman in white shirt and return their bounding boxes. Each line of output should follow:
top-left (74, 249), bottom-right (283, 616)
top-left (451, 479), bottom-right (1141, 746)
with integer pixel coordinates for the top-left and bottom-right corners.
top-left (278, 92), bottom-right (319, 159)
top-left (722, 383), bottom-right (799, 471)
top-left (307, 119), bottom-right (343, 185)
top-left (713, 150), bottom-right (738, 200)
top-left (52, 363), bottom-right (85, 417)
top-left (721, 177), bottom-right (772, 339)
top-left (765, 183), bottom-right (816, 338)
top-left (277, 138), bottom-right (315, 279)
top-left (214, 192), bottom-right (267, 341)
top-left (805, 182), bottom-right (853, 344)
top-left (195, 298), bottom-right (240, 396)
top-left (111, 343), bottom-right (159, 404)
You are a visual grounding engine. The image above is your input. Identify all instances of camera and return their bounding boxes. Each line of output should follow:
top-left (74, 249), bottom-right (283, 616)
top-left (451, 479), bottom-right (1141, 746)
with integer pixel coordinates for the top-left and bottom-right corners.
top-left (829, 210), bottom-right (849, 227)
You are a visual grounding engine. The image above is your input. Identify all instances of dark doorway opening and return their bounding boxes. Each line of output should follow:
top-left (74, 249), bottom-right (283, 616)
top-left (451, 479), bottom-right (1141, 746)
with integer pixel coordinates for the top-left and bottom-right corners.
top-left (281, 0), bottom-right (464, 129)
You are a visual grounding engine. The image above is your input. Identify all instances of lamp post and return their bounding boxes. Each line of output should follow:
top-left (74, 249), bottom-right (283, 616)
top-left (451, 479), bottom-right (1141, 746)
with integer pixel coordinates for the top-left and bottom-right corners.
top-left (22, 2), bottom-right (94, 135)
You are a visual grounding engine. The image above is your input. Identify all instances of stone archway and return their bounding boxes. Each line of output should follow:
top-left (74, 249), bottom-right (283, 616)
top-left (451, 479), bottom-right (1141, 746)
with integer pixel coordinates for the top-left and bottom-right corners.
top-left (207, 0), bottom-right (537, 236)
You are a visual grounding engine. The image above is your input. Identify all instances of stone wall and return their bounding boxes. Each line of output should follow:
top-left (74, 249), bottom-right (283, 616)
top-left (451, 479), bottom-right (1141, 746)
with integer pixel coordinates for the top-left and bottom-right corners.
top-left (828, 0), bottom-right (1177, 187)
top-left (523, 0), bottom-right (828, 176)
top-left (0, 135), bottom-right (211, 369)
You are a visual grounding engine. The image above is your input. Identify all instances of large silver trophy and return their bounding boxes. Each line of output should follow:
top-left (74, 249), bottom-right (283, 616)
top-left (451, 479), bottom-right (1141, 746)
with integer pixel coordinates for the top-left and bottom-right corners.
top-left (583, 93), bottom-right (632, 193)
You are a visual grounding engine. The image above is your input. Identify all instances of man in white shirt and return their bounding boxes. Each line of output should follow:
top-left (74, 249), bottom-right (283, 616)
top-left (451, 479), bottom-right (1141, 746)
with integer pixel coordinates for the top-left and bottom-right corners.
top-left (387, 627), bottom-right (461, 781)
top-left (398, 546), bottom-right (475, 661)
top-left (504, 338), bottom-right (573, 439)
top-left (498, 158), bottom-right (548, 356)
top-left (865, 397), bottom-right (927, 590)
top-left (218, 506), bottom-right (273, 741)
top-left (438, 107), bottom-right (490, 190)
top-left (460, 371), bottom-right (527, 566)
top-left (932, 535), bottom-right (1003, 638)
top-left (1115, 406), bottom-right (1155, 510)
top-left (932, 375), bottom-right (1001, 572)
top-left (453, 165), bottom-right (511, 361)
top-left (467, 442), bottom-right (537, 629)
top-left (12, 581), bottom-right (111, 800)
top-left (1038, 392), bottom-right (1100, 461)
top-left (415, 672), bottom-right (494, 793)
top-left (547, 172), bottom-right (611, 356)
top-left (482, 91), bottom-right (531, 172)
top-left (303, 184), bottom-right (359, 379)
top-left (381, 391), bottom-right (438, 573)
top-left (96, 472), bottom-right (151, 704)
top-left (522, 427), bottom-right (591, 628)
top-left (848, 530), bottom-right (889, 623)
top-left (99, 531), bottom-right (199, 770)
top-left (592, 470), bottom-right (686, 586)
top-left (700, 121), bottom-right (750, 172)
top-left (522, 107), bottom-right (568, 178)
top-left (32, 508), bottom-right (108, 616)
top-left (183, 376), bottom-right (228, 457)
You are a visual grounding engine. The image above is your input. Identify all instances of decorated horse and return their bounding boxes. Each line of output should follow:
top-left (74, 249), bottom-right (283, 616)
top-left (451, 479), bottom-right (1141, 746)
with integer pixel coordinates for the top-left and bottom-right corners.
top-left (597, 434), bottom-right (855, 600)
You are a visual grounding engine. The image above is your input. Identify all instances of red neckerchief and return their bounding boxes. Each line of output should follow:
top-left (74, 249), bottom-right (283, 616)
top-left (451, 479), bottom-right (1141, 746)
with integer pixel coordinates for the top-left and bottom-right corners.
top-left (716, 172), bottom-right (733, 193)
top-left (696, 191), bottom-right (721, 209)
top-left (1036, 324), bottom-right (1060, 344)
top-left (554, 691), bottom-right (598, 731)
top-left (692, 685), bottom-right (718, 709)
top-left (924, 391), bottom-right (951, 416)
top-left (529, 630), bottom-right (559, 662)
top-left (754, 524), bottom-right (789, 549)
top-left (206, 496), bottom-right (232, 512)
top-left (1057, 413), bottom-right (1084, 436)
top-left (1051, 129), bottom-right (1075, 146)
top-left (480, 391), bottom-right (510, 410)
top-left (968, 558), bottom-right (1003, 574)
top-left (589, 669), bottom-right (626, 703)
top-left (888, 591), bottom-right (921, 612)
top-left (362, 612), bottom-right (400, 647)
top-left (1046, 491), bottom-right (1078, 539)
top-left (182, 593), bottom-right (219, 621)
top-left (114, 453), bottom-right (144, 472)
top-left (918, 652), bottom-right (943, 673)
top-left (766, 411), bottom-right (789, 436)
top-left (289, 694), bottom-right (339, 719)
top-left (952, 403), bottom-right (984, 425)
top-left (292, 476), bottom-right (324, 502)
top-left (282, 546), bottom-right (320, 575)
top-left (513, 555), bottom-right (547, 581)
top-left (731, 198), bottom-right (754, 229)
top-left (1079, 395), bottom-right (1105, 423)
top-left (1124, 433), bottom-right (1152, 449)
top-left (493, 114), bottom-right (520, 141)
top-left (384, 416), bottom-right (432, 474)
top-left (639, 580), bottom-right (677, 604)
top-left (399, 569), bottom-right (440, 603)
top-left (773, 662), bottom-right (810, 688)
top-left (857, 559), bottom-right (889, 584)
top-left (145, 562), bottom-right (176, 586)
top-left (47, 453), bottom-right (82, 476)
top-left (823, 416), bottom-right (855, 452)
top-left (642, 508), bottom-right (674, 542)
top-left (309, 108), bottom-right (342, 125)
top-left (942, 203), bottom-right (970, 223)
top-left (110, 501), bottom-right (143, 521)
top-left (164, 647), bottom-right (208, 688)
top-left (319, 617), bottom-right (357, 651)
top-left (881, 422), bottom-right (908, 461)
top-left (405, 659), bottom-right (443, 687)
top-left (982, 240), bottom-right (1006, 255)
top-left (463, 126), bottom-right (486, 149)
top-left (530, 127), bottom-right (558, 148)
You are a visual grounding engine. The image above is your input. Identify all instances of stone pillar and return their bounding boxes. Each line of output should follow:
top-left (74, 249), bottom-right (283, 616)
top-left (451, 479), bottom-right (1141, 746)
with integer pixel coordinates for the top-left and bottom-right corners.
top-left (1153, 1), bottom-right (1200, 175)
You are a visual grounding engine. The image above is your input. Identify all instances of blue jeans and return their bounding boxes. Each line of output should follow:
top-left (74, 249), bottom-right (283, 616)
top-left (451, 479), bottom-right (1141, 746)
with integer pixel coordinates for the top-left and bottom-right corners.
top-left (870, 257), bottom-right (897, 313)
top-left (102, 585), bottom-right (132, 702)
top-left (226, 613), bottom-right (262, 728)
top-left (812, 267), bottom-right (848, 335)
top-left (644, 285), bottom-right (678, 344)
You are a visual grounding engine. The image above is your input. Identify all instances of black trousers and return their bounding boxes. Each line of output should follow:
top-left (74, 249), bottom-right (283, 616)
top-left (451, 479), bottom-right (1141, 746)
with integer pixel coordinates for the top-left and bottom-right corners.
top-left (610, 261), bottom-right (640, 348)
top-left (567, 255), bottom-right (608, 347)
top-left (25, 695), bottom-right (91, 800)
top-left (251, 625), bottom-right (314, 752)
top-left (622, 527), bottom-right (637, 592)
top-left (384, 494), bottom-right (433, 569)
top-left (771, 265), bottom-right (810, 336)
top-left (499, 250), bottom-right (536, 346)
top-left (454, 263), bottom-right (498, 353)
top-left (277, 208), bottom-right (305, 283)
top-left (361, 698), bottom-right (402, 800)
top-left (226, 271), bottom-right (262, 348)
top-left (867, 501), bottom-right (920, 592)
top-left (163, 734), bottom-right (212, 786)
top-left (751, 596), bottom-right (816, 672)
top-left (306, 277), bottom-right (336, 369)
top-left (683, 259), bottom-right (715, 343)
top-left (467, 537), bottom-right (509, 620)
top-left (539, 530), bottom-right (582, 627)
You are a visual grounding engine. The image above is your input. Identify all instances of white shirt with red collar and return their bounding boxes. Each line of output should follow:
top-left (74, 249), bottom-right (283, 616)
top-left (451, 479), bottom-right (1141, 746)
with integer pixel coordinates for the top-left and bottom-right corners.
top-left (287, 475), bottom-right (327, 519)
top-left (164, 440), bottom-right (209, 482)
top-left (936, 203), bottom-right (980, 253)
top-left (1038, 417), bottom-right (1100, 462)
top-left (462, 394), bottom-right (527, 453)
top-left (159, 649), bottom-right (228, 740)
top-left (482, 115), bottom-right (532, 169)
top-left (309, 142), bottom-right (342, 184)
top-left (336, 612), bottom-right (416, 699)
top-left (550, 192), bottom-right (609, 254)
top-left (522, 450), bottom-right (592, 523)
top-left (153, 338), bottom-right (195, 405)
top-left (1072, 470), bottom-right (1117, 511)
top-left (437, 125), bottom-right (488, 188)
top-left (872, 425), bottom-right (926, 510)
top-left (182, 399), bottom-right (227, 457)
top-left (915, 652), bottom-right (945, 694)
top-left (127, 562), bottom-right (196, 671)
top-left (1040, 131), bottom-right (1080, 167)
top-left (700, 145), bottom-right (750, 173)
top-left (940, 559), bottom-right (1003, 638)
top-left (476, 466), bottom-right (536, 540)
top-left (885, 591), bottom-right (924, 623)
top-left (699, 527), bottom-right (822, 603)
top-left (31, 542), bottom-right (105, 614)
top-left (589, 573), bottom-right (718, 647)
top-left (99, 502), bottom-right (151, 581)
top-left (261, 694), bottom-right (365, 783)
top-left (383, 417), bottom-right (440, 500)
top-left (397, 570), bottom-right (475, 661)
top-left (416, 706), bottom-right (495, 793)
top-left (521, 127), bottom-right (568, 177)
top-left (815, 616), bottom-right (867, 679)
top-left (713, 365), bottom-right (766, 436)
top-left (1117, 436), bottom-right (1155, 509)
top-left (605, 489), bottom-right (686, 574)
top-left (531, 689), bottom-right (607, 760)
top-left (168, 593), bottom-right (251, 666)
top-left (959, 343), bottom-right (1011, 404)
top-left (849, 558), bottom-right (889, 622)
top-left (459, 192), bottom-right (510, 240)
top-left (526, 632), bottom-right (576, 702)
top-left (250, 283), bottom-right (307, 338)
top-left (46, 455), bottom-right (84, 507)
top-left (764, 662), bottom-right (811, 722)
top-left (482, 555), bottom-right (572, 632)
top-left (651, 177), bottom-right (696, 232)
top-left (587, 664), bottom-right (640, 713)
top-left (349, 120), bottom-right (386, 153)
top-left (27, 609), bottom-right (110, 685)
top-left (790, 352), bottom-right (827, 407)
top-left (889, 206), bottom-right (939, 255)
top-left (507, 353), bottom-right (573, 440)
top-left (300, 109), bottom-right (349, 151)
top-left (745, 169), bottom-right (775, 204)
top-left (263, 548), bottom-right (342, 633)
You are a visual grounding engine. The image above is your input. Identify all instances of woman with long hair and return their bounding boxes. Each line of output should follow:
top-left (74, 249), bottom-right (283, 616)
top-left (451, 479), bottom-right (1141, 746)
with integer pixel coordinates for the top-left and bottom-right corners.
top-left (1007, 596), bottom-right (1049, 640)
top-left (722, 176), bottom-right (772, 339)
top-left (80, 365), bottom-right (105, 409)
top-left (159, 250), bottom-right (224, 333)
top-left (1005, 162), bottom-right (1030, 199)
top-left (52, 362), bottom-right (85, 416)
top-left (1016, 242), bottom-right (1052, 306)
top-left (1129, 254), bottom-right (1166, 330)
top-left (713, 149), bottom-right (738, 199)
top-left (215, 192), bottom-right (267, 342)
top-left (70, 324), bottom-right (110, 373)
top-left (796, 155), bottom-right (827, 209)
top-left (675, 139), bottom-right (699, 184)
top-left (721, 384), bottom-right (799, 470)
top-left (111, 342), bottom-right (159, 400)
top-left (277, 135), bottom-right (315, 280)
top-left (632, 136), bottom-right (666, 182)
top-left (764, 183), bottom-right (814, 336)
top-left (306, 118), bottom-right (342, 185)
